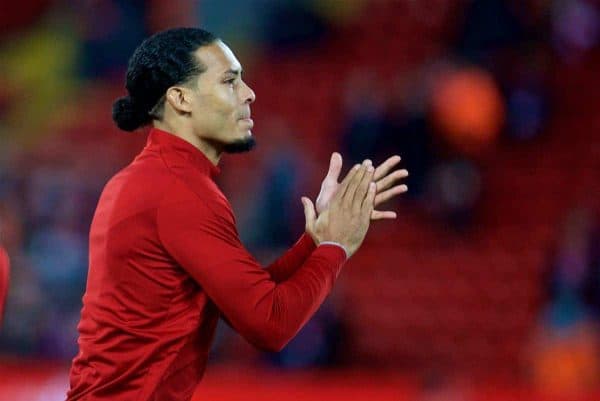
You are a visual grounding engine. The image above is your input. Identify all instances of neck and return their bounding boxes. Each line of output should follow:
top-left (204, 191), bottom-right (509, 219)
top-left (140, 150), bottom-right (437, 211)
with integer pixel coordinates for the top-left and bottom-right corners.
top-left (153, 120), bottom-right (221, 166)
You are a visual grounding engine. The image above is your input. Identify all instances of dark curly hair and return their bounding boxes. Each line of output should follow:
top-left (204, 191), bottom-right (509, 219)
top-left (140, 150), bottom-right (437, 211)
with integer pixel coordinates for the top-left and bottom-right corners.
top-left (112, 28), bottom-right (218, 132)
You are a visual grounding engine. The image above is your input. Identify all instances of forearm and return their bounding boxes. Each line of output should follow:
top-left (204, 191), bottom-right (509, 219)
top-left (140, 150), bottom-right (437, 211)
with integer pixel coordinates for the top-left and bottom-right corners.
top-left (264, 233), bottom-right (316, 283)
top-left (265, 233), bottom-right (351, 284)
top-left (216, 244), bottom-right (346, 352)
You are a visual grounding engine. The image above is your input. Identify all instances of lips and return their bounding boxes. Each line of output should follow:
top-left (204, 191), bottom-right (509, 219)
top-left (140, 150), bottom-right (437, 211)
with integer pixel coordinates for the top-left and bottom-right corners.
top-left (239, 117), bottom-right (254, 128)
top-left (238, 109), bottom-right (253, 128)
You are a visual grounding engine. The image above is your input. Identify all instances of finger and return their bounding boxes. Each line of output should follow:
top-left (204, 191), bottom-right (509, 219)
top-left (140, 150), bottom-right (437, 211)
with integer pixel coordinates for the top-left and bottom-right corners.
top-left (352, 163), bottom-right (374, 213)
top-left (374, 184), bottom-right (408, 206)
top-left (325, 152), bottom-right (343, 182)
top-left (334, 163), bottom-right (361, 204)
top-left (376, 169), bottom-right (409, 192)
top-left (361, 181), bottom-right (377, 218)
top-left (301, 197), bottom-right (316, 232)
top-left (373, 155), bottom-right (401, 181)
top-left (371, 210), bottom-right (397, 220)
top-left (343, 160), bottom-right (370, 208)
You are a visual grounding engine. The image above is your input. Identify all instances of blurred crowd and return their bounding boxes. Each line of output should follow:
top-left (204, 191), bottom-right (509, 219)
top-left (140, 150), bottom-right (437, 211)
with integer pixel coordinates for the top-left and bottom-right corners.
top-left (0, 0), bottom-right (599, 394)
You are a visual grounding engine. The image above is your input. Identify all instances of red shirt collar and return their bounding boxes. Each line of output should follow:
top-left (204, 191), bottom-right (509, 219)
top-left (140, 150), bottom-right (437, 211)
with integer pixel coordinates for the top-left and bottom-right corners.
top-left (146, 128), bottom-right (221, 178)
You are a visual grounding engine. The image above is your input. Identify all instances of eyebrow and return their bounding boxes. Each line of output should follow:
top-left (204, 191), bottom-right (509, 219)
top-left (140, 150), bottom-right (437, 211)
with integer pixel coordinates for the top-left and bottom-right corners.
top-left (223, 68), bottom-right (243, 76)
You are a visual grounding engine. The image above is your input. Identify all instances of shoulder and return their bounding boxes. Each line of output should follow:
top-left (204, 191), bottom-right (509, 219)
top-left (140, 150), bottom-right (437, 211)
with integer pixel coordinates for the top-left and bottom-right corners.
top-left (97, 151), bottom-right (176, 219)
top-left (156, 178), bottom-right (240, 248)
top-left (157, 177), bottom-right (236, 230)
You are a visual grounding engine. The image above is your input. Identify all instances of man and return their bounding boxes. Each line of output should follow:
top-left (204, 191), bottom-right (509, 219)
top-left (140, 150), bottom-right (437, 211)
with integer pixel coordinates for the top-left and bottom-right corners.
top-left (67, 28), bottom-right (408, 400)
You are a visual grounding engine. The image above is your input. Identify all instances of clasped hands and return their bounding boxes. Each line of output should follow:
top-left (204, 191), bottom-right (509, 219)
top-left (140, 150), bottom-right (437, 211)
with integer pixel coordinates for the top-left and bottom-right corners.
top-left (302, 153), bottom-right (408, 257)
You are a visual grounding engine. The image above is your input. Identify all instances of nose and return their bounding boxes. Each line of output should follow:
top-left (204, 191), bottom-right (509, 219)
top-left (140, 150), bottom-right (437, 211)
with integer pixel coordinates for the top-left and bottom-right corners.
top-left (242, 81), bottom-right (256, 104)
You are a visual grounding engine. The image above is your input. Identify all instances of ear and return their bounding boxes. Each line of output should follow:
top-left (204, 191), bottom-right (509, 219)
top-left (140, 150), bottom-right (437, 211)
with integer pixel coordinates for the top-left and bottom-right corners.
top-left (165, 86), bottom-right (193, 114)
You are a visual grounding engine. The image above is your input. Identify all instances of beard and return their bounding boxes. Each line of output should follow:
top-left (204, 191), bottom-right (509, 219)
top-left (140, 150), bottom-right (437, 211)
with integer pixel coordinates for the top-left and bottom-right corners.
top-left (222, 135), bottom-right (256, 153)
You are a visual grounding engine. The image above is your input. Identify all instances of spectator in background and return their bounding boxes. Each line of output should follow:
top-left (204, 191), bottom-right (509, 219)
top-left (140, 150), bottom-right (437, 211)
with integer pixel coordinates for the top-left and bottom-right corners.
top-left (26, 160), bottom-right (88, 307)
top-left (230, 116), bottom-right (309, 255)
top-left (75, 0), bottom-right (147, 79)
top-left (249, 135), bottom-right (307, 251)
top-left (551, 0), bottom-right (599, 63)
top-left (380, 70), bottom-right (434, 199)
top-left (456, 0), bottom-right (525, 65)
top-left (455, 0), bottom-right (552, 143)
top-left (504, 49), bottom-right (550, 141)
top-left (0, 200), bottom-right (44, 355)
top-left (545, 207), bottom-right (598, 316)
top-left (261, 0), bottom-right (329, 52)
top-left (529, 206), bottom-right (600, 394)
top-left (340, 70), bottom-right (386, 167)
top-left (424, 159), bottom-right (482, 232)
top-left (23, 152), bottom-right (91, 359)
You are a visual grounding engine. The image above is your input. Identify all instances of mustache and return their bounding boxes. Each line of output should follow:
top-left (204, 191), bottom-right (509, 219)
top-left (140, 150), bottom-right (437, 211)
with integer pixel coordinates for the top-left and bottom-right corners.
top-left (238, 110), bottom-right (251, 119)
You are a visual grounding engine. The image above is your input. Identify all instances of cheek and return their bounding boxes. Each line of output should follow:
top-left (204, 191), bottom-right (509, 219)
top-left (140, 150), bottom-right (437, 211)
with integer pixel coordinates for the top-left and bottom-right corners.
top-left (195, 93), bottom-right (236, 132)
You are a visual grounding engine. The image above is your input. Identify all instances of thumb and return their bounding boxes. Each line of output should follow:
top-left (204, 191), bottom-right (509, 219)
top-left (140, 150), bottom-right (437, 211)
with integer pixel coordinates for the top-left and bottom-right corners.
top-left (301, 196), bottom-right (316, 232)
top-left (325, 152), bottom-right (343, 182)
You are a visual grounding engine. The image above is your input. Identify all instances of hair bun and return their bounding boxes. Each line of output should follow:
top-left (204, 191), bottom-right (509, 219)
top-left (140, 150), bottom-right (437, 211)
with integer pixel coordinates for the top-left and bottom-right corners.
top-left (112, 96), bottom-right (149, 132)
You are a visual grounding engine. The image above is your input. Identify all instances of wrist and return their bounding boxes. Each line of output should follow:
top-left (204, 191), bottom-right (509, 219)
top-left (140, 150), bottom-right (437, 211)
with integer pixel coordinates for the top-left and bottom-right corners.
top-left (318, 241), bottom-right (349, 259)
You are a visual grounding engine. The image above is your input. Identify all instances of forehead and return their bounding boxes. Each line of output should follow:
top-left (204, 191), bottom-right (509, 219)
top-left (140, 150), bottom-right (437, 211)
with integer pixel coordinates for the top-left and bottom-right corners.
top-left (194, 41), bottom-right (242, 77)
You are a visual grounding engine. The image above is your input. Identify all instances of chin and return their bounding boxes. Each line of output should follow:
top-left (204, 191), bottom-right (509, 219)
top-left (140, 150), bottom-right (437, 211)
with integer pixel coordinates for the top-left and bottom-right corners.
top-left (222, 134), bottom-right (256, 154)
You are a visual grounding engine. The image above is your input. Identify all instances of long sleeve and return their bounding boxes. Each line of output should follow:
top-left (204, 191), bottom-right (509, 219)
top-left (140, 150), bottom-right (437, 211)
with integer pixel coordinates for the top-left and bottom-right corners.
top-left (156, 188), bottom-right (346, 352)
top-left (264, 233), bottom-right (316, 283)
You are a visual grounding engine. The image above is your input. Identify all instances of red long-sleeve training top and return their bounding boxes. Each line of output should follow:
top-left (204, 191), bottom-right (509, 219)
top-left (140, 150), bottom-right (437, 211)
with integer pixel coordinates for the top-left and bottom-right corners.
top-left (66, 128), bottom-right (347, 401)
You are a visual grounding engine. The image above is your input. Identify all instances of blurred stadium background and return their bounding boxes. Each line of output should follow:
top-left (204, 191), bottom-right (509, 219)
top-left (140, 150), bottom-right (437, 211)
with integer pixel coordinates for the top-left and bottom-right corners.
top-left (0, 0), bottom-right (599, 400)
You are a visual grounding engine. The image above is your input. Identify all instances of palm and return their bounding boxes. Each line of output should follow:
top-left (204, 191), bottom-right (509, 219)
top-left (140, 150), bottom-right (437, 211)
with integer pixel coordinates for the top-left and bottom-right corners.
top-left (315, 153), bottom-right (408, 220)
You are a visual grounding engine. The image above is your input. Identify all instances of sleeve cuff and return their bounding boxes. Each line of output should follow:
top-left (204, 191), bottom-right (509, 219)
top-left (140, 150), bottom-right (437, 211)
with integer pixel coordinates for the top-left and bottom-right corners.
top-left (318, 241), bottom-right (349, 260)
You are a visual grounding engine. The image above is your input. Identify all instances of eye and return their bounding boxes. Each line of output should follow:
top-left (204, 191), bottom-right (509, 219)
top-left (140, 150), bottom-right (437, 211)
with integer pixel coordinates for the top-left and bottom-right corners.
top-left (224, 78), bottom-right (236, 86)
